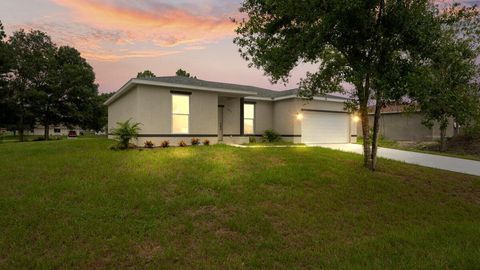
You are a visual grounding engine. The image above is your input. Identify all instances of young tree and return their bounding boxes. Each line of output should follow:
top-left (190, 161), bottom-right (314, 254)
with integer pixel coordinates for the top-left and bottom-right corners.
top-left (175, 68), bottom-right (197, 78)
top-left (234, 0), bottom-right (440, 170)
top-left (136, 70), bottom-right (156, 78)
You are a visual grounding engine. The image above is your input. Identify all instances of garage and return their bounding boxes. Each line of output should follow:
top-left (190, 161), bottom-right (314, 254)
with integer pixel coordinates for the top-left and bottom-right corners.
top-left (301, 111), bottom-right (350, 144)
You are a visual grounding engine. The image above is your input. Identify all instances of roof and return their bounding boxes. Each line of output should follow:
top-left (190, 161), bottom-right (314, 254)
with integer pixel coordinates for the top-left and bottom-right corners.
top-left (105, 76), bottom-right (349, 105)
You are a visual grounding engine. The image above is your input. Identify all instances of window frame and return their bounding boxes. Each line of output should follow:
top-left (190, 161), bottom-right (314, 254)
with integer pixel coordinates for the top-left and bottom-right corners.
top-left (171, 93), bottom-right (191, 134)
top-left (243, 102), bottom-right (255, 135)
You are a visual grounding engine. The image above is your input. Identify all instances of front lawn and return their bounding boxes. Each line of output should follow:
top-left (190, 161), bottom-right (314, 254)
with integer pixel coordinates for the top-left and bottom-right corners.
top-left (1, 139), bottom-right (479, 269)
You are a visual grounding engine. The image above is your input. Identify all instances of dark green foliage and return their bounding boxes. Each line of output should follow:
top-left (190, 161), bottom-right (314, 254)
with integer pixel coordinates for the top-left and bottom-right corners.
top-left (191, 138), bottom-right (200, 146)
top-left (136, 70), bottom-right (156, 78)
top-left (175, 68), bottom-right (197, 78)
top-left (111, 119), bottom-right (141, 150)
top-left (234, 0), bottom-right (441, 170)
top-left (263, 129), bottom-right (281, 143)
top-left (144, 140), bottom-right (154, 148)
top-left (178, 140), bottom-right (187, 147)
top-left (160, 140), bottom-right (170, 148)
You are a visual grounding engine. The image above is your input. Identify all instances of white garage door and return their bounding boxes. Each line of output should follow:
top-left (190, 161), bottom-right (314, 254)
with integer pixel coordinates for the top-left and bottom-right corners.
top-left (301, 111), bottom-right (350, 144)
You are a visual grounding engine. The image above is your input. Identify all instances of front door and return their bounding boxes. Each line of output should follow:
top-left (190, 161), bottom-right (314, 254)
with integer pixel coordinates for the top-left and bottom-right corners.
top-left (218, 107), bottom-right (224, 141)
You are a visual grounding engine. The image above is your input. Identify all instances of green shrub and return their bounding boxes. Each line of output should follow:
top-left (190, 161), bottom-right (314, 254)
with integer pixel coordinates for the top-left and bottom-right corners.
top-left (249, 136), bottom-right (257, 143)
top-left (464, 123), bottom-right (480, 140)
top-left (203, 139), bottom-right (210, 146)
top-left (111, 119), bottom-right (142, 150)
top-left (178, 140), bottom-right (187, 147)
top-left (144, 141), bottom-right (154, 148)
top-left (161, 141), bottom-right (170, 148)
top-left (263, 129), bottom-right (281, 142)
top-left (191, 138), bottom-right (200, 146)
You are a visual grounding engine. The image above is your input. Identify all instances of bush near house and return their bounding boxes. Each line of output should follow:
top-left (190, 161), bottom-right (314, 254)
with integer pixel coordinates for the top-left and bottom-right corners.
top-left (144, 141), bottom-right (154, 148)
top-left (203, 139), bottom-right (210, 146)
top-left (160, 140), bottom-right (170, 148)
top-left (191, 138), bottom-right (200, 146)
top-left (178, 140), bottom-right (187, 147)
top-left (263, 129), bottom-right (281, 143)
top-left (111, 119), bottom-right (141, 150)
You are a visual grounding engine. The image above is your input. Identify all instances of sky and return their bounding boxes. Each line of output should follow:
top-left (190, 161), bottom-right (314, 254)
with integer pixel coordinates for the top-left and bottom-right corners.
top-left (0, 0), bottom-right (479, 93)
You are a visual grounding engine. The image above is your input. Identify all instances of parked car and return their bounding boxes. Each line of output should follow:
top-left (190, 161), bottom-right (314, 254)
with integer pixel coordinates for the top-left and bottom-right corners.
top-left (68, 131), bottom-right (77, 138)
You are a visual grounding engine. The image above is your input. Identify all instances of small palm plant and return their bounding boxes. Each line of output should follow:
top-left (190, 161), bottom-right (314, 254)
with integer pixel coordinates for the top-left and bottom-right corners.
top-left (111, 119), bottom-right (142, 149)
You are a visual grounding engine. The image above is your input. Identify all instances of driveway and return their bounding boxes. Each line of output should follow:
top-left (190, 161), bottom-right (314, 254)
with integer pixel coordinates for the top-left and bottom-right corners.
top-left (310, 143), bottom-right (480, 177)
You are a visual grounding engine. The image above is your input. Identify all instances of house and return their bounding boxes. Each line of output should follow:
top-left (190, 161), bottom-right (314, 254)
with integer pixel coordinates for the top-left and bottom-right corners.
top-left (357, 104), bottom-right (455, 141)
top-left (27, 125), bottom-right (83, 136)
top-left (105, 76), bottom-right (358, 145)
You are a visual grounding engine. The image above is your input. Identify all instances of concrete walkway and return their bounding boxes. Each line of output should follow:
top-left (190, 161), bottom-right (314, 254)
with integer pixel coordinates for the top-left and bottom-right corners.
top-left (310, 144), bottom-right (480, 177)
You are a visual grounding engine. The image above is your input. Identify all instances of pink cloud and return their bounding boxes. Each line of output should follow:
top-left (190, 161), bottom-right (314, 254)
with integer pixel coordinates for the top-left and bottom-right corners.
top-left (50, 0), bottom-right (236, 47)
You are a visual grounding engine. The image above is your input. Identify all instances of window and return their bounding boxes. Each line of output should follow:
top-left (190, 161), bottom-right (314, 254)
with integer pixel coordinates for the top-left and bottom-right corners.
top-left (243, 103), bottom-right (255, 134)
top-left (172, 94), bottom-right (189, 134)
top-left (54, 128), bottom-right (61, 133)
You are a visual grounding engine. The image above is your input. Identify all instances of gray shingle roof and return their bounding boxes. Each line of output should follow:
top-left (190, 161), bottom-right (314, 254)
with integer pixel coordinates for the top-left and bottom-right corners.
top-left (140, 76), bottom-right (348, 100)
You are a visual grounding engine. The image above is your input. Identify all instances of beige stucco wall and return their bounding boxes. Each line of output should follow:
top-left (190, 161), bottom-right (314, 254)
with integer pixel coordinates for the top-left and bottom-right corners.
top-left (247, 99), bottom-right (273, 134)
top-left (273, 99), bottom-right (297, 135)
top-left (108, 86), bottom-right (139, 133)
top-left (218, 97), bottom-right (241, 135)
top-left (356, 112), bottom-right (455, 141)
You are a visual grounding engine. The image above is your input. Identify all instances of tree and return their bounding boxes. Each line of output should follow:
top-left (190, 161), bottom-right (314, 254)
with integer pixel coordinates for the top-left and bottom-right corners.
top-left (234, 0), bottom-right (440, 170)
top-left (83, 92), bottom-right (114, 132)
top-left (6, 29), bottom-right (55, 141)
top-left (0, 20), bottom-right (14, 132)
top-left (40, 45), bottom-right (98, 140)
top-left (176, 69), bottom-right (197, 78)
top-left (408, 5), bottom-right (480, 151)
top-left (137, 70), bottom-right (156, 78)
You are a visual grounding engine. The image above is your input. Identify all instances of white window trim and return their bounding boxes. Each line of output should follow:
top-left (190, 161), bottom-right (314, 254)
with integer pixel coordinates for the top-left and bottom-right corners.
top-left (244, 103), bottom-right (255, 135)
top-left (171, 94), bottom-right (190, 134)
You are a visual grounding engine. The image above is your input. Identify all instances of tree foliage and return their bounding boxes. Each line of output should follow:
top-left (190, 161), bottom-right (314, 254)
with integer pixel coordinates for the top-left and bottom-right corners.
top-left (234, 0), bottom-right (440, 170)
top-left (176, 69), bottom-right (196, 78)
top-left (136, 70), bottom-right (156, 78)
top-left (1, 26), bottom-right (102, 140)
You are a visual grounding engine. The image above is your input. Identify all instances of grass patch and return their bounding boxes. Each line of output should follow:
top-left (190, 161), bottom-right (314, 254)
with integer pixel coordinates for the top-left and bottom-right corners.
top-left (0, 139), bottom-right (479, 269)
top-left (243, 141), bottom-right (304, 146)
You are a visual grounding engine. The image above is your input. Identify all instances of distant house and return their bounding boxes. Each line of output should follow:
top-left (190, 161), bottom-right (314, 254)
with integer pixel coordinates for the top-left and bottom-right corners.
top-left (26, 125), bottom-right (83, 136)
top-left (105, 76), bottom-right (358, 145)
top-left (357, 104), bottom-right (455, 141)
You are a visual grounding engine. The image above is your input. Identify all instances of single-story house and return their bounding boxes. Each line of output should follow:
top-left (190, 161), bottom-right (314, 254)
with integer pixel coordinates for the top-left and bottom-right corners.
top-left (105, 76), bottom-right (358, 145)
top-left (27, 125), bottom-right (83, 136)
top-left (357, 104), bottom-right (455, 141)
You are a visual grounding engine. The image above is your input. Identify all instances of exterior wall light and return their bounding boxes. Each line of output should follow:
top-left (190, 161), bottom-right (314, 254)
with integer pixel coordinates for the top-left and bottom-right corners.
top-left (296, 113), bottom-right (304, 120)
top-left (353, 115), bottom-right (360, 123)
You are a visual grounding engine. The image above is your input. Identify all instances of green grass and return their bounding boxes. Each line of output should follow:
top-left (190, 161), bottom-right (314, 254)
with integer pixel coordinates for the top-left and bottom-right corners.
top-left (1, 139), bottom-right (479, 269)
top-left (243, 141), bottom-right (304, 146)
top-left (356, 138), bottom-right (480, 161)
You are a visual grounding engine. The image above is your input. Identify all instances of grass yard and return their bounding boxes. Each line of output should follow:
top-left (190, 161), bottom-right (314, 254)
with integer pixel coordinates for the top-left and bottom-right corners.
top-left (1, 139), bottom-right (480, 269)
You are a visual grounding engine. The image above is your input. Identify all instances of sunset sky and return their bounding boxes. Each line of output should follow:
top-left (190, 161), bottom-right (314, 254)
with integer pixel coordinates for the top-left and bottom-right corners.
top-left (1, 0), bottom-right (478, 93)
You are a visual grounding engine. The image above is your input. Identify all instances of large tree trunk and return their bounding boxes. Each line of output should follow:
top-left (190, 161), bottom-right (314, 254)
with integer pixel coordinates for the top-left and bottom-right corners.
top-left (358, 74), bottom-right (372, 168)
top-left (18, 113), bottom-right (24, 142)
top-left (439, 121), bottom-right (448, 152)
top-left (44, 124), bottom-right (49, 141)
top-left (371, 95), bottom-right (383, 171)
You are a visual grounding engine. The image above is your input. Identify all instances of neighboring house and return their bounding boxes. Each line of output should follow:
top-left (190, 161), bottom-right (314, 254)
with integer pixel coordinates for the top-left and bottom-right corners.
top-left (357, 104), bottom-right (454, 141)
top-left (26, 125), bottom-right (83, 136)
top-left (105, 76), bottom-right (358, 146)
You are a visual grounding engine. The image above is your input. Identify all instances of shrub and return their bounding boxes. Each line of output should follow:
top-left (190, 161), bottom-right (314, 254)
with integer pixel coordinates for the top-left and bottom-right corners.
top-left (249, 136), bottom-right (257, 143)
top-left (161, 140), bottom-right (170, 148)
top-left (111, 119), bottom-right (142, 149)
top-left (191, 138), bottom-right (200, 146)
top-left (203, 139), bottom-right (210, 146)
top-left (144, 140), bottom-right (154, 148)
top-left (263, 129), bottom-right (281, 142)
top-left (178, 140), bottom-right (187, 147)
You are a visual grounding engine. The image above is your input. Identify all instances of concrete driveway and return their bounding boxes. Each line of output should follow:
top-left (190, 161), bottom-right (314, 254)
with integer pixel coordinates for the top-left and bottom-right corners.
top-left (310, 143), bottom-right (480, 177)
